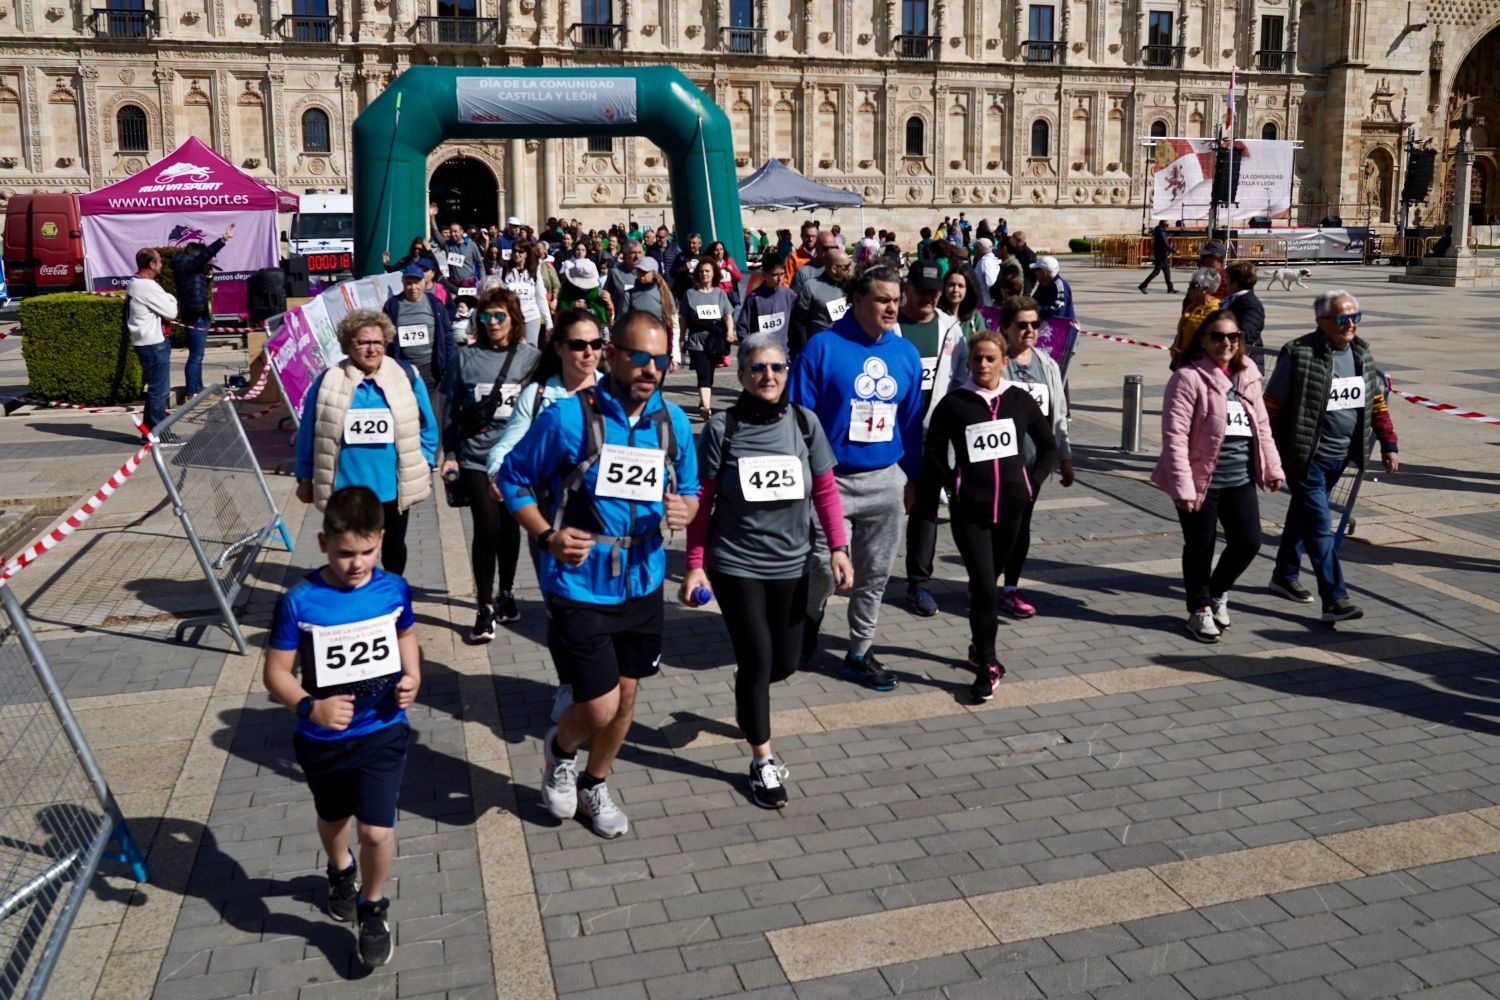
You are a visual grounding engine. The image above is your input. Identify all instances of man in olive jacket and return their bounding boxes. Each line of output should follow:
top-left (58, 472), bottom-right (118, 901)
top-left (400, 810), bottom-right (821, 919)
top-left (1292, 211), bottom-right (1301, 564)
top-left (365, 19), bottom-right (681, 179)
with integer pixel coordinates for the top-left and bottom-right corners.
top-left (1262, 291), bottom-right (1398, 624)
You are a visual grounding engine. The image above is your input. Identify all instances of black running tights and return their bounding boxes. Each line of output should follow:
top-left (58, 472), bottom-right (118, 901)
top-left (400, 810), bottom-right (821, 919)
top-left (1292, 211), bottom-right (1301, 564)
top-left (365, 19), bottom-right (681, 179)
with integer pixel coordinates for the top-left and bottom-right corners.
top-left (708, 571), bottom-right (808, 747)
top-left (461, 468), bottom-right (521, 605)
top-left (952, 515), bottom-right (1024, 662)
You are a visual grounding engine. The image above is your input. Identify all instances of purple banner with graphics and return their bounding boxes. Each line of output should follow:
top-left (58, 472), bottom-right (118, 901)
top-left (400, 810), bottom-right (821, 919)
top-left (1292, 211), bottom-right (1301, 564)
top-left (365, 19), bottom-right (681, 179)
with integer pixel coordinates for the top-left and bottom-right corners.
top-left (976, 309), bottom-right (1077, 373)
top-left (265, 308), bottom-right (325, 424)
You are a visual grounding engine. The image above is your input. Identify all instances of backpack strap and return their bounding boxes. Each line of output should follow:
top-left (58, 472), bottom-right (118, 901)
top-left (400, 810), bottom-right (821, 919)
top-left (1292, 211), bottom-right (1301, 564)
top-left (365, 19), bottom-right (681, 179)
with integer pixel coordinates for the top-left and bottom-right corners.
top-left (651, 400), bottom-right (678, 497)
top-left (549, 387), bottom-right (607, 532)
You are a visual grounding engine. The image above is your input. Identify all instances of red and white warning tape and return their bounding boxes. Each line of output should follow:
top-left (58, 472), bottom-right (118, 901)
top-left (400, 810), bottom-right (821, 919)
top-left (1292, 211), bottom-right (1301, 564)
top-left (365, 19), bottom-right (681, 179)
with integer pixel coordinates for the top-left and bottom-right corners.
top-left (238, 402), bottom-right (283, 423)
top-left (1386, 384), bottom-right (1500, 427)
top-left (226, 368), bottom-right (271, 402)
top-left (4, 394), bottom-right (142, 415)
top-left (0, 438), bottom-right (153, 583)
top-left (1081, 329), bottom-right (1169, 352)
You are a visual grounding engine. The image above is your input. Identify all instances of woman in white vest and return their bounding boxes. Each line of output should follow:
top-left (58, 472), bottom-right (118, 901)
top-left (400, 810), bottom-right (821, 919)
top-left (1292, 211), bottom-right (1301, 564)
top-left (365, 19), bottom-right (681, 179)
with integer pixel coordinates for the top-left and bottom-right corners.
top-left (294, 309), bottom-right (440, 575)
top-left (496, 243), bottom-right (552, 349)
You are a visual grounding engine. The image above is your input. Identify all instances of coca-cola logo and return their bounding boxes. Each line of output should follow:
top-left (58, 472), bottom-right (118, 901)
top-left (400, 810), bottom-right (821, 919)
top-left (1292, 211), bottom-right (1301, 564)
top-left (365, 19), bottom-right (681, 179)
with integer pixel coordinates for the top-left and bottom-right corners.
top-left (38, 264), bottom-right (70, 276)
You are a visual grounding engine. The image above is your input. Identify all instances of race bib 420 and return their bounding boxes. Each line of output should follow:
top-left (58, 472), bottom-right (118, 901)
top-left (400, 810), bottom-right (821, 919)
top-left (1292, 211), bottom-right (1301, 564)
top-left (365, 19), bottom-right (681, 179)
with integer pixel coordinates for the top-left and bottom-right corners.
top-left (343, 408), bottom-right (395, 445)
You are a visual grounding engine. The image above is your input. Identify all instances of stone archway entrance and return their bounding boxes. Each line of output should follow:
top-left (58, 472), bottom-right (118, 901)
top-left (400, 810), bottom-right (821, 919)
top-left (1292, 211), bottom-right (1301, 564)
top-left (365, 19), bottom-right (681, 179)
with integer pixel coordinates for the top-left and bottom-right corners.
top-left (1447, 27), bottom-right (1500, 225)
top-left (429, 155), bottom-right (499, 230)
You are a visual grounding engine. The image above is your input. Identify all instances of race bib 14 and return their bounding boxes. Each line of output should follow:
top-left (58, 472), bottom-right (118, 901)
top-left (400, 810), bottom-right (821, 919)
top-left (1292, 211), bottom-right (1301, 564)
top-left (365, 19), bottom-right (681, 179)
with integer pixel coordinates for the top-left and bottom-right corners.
top-left (849, 400), bottom-right (897, 443)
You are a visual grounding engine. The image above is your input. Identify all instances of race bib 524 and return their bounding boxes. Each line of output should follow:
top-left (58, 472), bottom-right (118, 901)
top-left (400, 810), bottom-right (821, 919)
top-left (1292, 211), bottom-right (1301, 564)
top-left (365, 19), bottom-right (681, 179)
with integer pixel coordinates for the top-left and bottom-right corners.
top-left (595, 444), bottom-right (667, 502)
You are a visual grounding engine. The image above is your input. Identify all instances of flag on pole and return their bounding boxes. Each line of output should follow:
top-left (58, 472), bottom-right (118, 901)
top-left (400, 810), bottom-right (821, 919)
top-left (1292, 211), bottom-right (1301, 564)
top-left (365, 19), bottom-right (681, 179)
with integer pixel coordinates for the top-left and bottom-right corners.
top-left (1224, 68), bottom-right (1236, 134)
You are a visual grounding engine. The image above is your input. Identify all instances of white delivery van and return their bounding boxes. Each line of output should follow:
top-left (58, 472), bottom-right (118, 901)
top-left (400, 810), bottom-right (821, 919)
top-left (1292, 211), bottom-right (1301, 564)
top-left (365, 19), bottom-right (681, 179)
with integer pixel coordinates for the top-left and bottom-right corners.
top-left (286, 191), bottom-right (354, 278)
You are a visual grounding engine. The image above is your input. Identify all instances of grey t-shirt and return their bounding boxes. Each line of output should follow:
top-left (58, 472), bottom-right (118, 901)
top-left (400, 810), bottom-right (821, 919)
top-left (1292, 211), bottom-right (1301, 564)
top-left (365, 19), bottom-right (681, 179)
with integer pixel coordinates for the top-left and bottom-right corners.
top-left (682, 287), bottom-right (732, 352)
top-left (1313, 345), bottom-right (1360, 467)
top-left (395, 295), bottom-right (437, 371)
top-left (1210, 381), bottom-right (1253, 490)
top-left (797, 274), bottom-right (848, 335)
top-left (698, 404), bottom-right (836, 579)
top-left (1007, 352), bottom-right (1049, 471)
top-left (449, 340), bottom-right (541, 471)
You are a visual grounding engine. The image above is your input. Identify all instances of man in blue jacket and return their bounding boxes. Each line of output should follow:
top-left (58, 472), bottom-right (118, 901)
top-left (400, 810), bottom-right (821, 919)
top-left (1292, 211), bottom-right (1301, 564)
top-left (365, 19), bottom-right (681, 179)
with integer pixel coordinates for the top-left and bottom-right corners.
top-left (499, 311), bottom-right (698, 839)
top-left (383, 265), bottom-right (454, 398)
top-left (788, 263), bottom-right (923, 692)
top-left (170, 223), bottom-right (233, 396)
top-left (1031, 255), bottom-right (1076, 321)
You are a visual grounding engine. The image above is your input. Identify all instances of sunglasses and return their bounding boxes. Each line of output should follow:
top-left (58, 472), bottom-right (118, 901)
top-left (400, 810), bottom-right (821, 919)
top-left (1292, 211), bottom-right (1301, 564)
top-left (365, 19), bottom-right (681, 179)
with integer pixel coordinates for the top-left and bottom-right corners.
top-left (477, 311), bottom-right (510, 324)
top-left (616, 348), bottom-right (672, 370)
top-left (1208, 330), bottom-right (1242, 343)
top-left (1332, 312), bottom-right (1362, 327)
top-left (565, 338), bottom-right (605, 353)
top-left (748, 362), bottom-right (788, 375)
top-left (1010, 320), bottom-right (1040, 330)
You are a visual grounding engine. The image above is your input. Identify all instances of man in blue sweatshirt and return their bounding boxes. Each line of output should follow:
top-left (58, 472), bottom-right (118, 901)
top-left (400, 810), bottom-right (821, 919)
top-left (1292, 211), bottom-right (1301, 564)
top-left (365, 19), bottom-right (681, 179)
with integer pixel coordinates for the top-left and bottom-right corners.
top-left (788, 263), bottom-right (924, 692)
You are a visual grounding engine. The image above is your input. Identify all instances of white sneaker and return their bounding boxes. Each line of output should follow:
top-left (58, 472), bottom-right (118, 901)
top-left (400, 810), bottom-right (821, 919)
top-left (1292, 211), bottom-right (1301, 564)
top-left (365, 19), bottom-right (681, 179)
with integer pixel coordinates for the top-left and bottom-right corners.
top-left (1209, 595), bottom-right (1231, 630)
top-left (1186, 607), bottom-right (1222, 644)
top-left (579, 781), bottom-right (630, 838)
top-left (550, 684), bottom-right (574, 724)
top-left (541, 726), bottom-right (578, 819)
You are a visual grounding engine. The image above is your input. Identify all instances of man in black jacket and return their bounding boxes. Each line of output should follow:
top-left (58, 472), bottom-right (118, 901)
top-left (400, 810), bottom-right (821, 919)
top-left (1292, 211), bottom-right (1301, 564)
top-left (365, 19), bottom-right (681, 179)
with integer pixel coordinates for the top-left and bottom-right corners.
top-left (170, 222), bottom-right (234, 396)
top-left (1138, 220), bottom-right (1175, 294)
top-left (1012, 231), bottom-right (1039, 294)
top-left (1223, 261), bottom-right (1266, 351)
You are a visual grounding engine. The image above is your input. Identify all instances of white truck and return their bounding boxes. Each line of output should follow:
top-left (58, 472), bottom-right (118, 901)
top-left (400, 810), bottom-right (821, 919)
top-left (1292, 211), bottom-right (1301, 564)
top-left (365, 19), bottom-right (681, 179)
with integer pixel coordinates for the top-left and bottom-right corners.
top-left (286, 191), bottom-right (354, 278)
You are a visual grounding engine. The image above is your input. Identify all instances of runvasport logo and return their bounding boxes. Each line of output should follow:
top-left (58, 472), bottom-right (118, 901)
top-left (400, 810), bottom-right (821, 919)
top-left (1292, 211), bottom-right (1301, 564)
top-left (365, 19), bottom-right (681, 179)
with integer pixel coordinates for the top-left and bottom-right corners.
top-left (154, 162), bottom-right (213, 184)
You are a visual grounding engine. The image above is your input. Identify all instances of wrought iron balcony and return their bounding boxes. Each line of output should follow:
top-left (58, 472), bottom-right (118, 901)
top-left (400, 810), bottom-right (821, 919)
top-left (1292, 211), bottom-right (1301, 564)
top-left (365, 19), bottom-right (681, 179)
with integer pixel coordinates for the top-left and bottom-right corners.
top-left (1023, 40), bottom-right (1064, 64)
top-left (413, 15), bottom-right (497, 45)
top-left (569, 21), bottom-right (624, 50)
top-left (894, 33), bottom-right (939, 59)
top-left (278, 14), bottom-right (340, 42)
top-left (1142, 43), bottom-right (1185, 68)
top-left (720, 26), bottom-right (766, 54)
top-left (1255, 48), bottom-right (1295, 72)
top-left (91, 8), bottom-right (157, 39)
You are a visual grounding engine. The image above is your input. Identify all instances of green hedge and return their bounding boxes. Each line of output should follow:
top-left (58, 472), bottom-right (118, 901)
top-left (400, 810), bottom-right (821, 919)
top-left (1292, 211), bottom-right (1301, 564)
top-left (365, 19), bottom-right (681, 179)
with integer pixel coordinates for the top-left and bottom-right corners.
top-left (19, 292), bottom-right (143, 405)
top-left (1068, 237), bottom-right (1098, 254)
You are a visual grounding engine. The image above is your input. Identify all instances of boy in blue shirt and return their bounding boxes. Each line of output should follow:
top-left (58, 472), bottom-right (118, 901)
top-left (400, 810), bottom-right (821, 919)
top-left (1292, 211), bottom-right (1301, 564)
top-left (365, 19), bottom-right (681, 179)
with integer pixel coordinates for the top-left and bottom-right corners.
top-left (263, 486), bottom-right (421, 968)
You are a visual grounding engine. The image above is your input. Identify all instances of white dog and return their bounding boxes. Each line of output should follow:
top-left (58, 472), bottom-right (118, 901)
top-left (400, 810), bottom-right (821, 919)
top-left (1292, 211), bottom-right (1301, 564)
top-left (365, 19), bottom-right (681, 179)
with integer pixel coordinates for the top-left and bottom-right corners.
top-left (1266, 267), bottom-right (1312, 290)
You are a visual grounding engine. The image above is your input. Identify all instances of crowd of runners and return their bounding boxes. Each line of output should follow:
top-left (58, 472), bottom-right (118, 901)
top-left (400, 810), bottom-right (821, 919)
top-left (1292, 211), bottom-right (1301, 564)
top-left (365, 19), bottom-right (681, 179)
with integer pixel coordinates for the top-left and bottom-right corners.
top-left (137, 210), bottom-right (1401, 969)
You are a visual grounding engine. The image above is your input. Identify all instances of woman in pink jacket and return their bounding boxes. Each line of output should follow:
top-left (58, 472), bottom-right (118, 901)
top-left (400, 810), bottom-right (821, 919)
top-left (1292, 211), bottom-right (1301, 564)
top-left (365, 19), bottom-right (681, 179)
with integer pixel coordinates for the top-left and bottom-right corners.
top-left (1152, 309), bottom-right (1285, 643)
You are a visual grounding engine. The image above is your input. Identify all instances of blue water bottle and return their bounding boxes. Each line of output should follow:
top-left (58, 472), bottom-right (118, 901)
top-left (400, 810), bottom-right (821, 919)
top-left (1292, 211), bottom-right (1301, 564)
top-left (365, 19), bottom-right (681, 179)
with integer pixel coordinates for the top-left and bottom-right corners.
top-left (690, 585), bottom-right (713, 607)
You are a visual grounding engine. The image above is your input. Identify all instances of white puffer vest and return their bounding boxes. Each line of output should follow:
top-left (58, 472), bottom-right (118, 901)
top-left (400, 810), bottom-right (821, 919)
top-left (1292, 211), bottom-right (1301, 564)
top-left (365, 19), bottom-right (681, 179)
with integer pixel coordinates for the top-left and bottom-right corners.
top-left (311, 356), bottom-right (432, 512)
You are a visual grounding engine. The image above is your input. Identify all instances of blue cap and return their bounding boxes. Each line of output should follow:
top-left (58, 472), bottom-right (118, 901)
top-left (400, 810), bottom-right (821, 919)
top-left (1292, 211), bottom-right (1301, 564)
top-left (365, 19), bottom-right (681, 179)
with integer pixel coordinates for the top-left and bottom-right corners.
top-left (401, 264), bottom-right (425, 279)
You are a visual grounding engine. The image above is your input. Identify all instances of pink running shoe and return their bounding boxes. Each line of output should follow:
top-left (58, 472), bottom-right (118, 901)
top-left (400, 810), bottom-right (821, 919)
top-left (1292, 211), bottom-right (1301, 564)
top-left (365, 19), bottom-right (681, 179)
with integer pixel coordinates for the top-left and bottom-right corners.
top-left (998, 589), bottom-right (1037, 619)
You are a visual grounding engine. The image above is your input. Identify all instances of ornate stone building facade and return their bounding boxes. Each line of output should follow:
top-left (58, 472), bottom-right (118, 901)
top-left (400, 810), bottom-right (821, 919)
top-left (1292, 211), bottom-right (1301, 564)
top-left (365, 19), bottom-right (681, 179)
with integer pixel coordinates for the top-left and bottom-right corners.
top-left (0, 0), bottom-right (1496, 245)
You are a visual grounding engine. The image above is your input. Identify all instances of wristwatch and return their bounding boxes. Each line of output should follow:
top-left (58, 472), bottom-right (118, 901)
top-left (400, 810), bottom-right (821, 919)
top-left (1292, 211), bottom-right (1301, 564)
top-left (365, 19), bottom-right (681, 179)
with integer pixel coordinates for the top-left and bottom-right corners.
top-left (831, 545), bottom-right (851, 554)
top-left (296, 696), bottom-right (314, 720)
top-left (537, 528), bottom-right (557, 552)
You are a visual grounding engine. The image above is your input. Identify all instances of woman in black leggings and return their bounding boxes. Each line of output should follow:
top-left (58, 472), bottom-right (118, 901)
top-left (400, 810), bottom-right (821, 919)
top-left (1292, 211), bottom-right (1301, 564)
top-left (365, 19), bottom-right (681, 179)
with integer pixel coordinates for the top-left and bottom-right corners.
top-left (914, 328), bottom-right (1057, 703)
top-left (440, 286), bottom-right (540, 642)
top-left (681, 334), bottom-right (851, 809)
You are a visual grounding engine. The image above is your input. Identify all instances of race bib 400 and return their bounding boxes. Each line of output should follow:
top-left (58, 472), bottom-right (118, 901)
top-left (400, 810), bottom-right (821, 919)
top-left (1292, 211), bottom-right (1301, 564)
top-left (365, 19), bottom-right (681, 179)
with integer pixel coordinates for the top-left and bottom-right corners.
top-left (965, 418), bottom-right (1018, 462)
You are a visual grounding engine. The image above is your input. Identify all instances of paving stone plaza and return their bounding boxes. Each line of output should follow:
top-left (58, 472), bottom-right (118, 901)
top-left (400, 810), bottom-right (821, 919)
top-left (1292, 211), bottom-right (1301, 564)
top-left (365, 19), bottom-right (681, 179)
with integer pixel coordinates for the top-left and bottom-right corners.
top-left (3, 261), bottom-right (1500, 1000)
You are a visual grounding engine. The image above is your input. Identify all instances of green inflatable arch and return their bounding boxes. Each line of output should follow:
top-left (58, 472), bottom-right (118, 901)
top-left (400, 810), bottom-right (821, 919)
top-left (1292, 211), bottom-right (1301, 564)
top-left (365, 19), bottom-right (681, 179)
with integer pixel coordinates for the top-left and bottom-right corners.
top-left (352, 66), bottom-right (744, 277)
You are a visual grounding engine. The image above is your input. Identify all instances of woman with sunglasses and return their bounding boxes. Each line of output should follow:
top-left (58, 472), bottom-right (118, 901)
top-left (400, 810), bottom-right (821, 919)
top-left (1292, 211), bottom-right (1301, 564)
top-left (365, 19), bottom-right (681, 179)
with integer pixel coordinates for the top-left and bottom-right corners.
top-left (498, 244), bottom-right (552, 348)
top-left (441, 287), bottom-right (542, 641)
top-left (992, 295), bottom-right (1073, 618)
top-left (1153, 310), bottom-right (1284, 643)
top-left (680, 258), bottom-right (735, 421)
top-left (914, 328), bottom-right (1056, 703)
top-left (681, 333), bottom-right (852, 808)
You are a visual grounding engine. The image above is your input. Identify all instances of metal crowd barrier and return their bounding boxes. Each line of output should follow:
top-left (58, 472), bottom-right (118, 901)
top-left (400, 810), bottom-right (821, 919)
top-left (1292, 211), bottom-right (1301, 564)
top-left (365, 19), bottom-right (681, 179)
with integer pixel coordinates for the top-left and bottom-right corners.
top-left (0, 584), bottom-right (149, 1000)
top-left (1250, 346), bottom-right (1379, 547)
top-left (148, 385), bottom-right (293, 655)
top-left (1091, 236), bottom-right (1149, 268)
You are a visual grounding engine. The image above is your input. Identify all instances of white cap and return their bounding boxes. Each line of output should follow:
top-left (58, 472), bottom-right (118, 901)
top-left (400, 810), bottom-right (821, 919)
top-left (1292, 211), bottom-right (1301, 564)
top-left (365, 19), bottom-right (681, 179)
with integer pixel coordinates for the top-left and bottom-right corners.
top-left (506, 215), bottom-right (523, 227)
top-left (1030, 254), bottom-right (1061, 275)
top-left (561, 258), bottom-right (600, 289)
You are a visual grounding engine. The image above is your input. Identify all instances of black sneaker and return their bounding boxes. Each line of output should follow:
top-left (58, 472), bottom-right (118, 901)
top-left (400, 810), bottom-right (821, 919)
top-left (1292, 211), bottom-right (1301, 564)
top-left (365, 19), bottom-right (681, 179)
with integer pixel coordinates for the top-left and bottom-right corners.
top-left (496, 591), bottom-right (520, 624)
top-left (748, 758), bottom-right (790, 809)
top-left (470, 605), bottom-right (496, 643)
top-left (1269, 577), bottom-right (1316, 604)
top-left (800, 610), bottom-right (824, 664)
top-left (841, 652), bottom-right (898, 692)
top-left (1321, 598), bottom-right (1364, 623)
top-left (325, 858), bottom-right (358, 923)
top-left (356, 897), bottom-right (394, 967)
